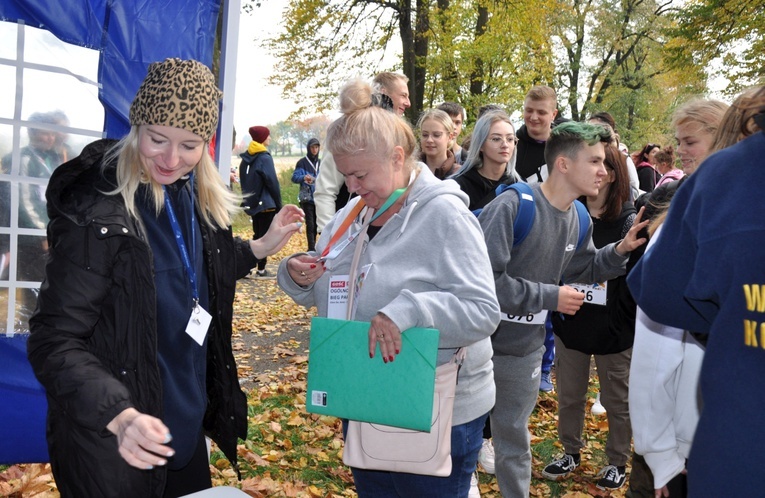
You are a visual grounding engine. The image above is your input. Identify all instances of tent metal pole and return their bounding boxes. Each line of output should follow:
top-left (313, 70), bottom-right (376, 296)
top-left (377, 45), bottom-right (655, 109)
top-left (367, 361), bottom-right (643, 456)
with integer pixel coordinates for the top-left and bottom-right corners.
top-left (216, 0), bottom-right (241, 184)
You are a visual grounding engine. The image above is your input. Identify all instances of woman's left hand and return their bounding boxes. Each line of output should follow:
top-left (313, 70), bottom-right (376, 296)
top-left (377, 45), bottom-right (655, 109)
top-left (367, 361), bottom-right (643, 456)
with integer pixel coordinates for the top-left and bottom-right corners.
top-left (250, 205), bottom-right (304, 259)
top-left (368, 313), bottom-right (402, 363)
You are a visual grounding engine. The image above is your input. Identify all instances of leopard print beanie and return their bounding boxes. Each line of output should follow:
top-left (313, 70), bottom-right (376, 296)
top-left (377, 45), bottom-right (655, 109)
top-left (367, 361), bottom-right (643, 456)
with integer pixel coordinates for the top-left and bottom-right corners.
top-left (129, 58), bottom-right (222, 141)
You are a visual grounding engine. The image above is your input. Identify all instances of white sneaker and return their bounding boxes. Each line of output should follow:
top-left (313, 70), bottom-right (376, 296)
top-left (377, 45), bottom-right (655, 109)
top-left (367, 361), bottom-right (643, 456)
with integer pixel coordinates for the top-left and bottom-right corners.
top-left (468, 472), bottom-right (481, 498)
top-left (477, 438), bottom-right (495, 474)
top-left (591, 392), bottom-right (607, 416)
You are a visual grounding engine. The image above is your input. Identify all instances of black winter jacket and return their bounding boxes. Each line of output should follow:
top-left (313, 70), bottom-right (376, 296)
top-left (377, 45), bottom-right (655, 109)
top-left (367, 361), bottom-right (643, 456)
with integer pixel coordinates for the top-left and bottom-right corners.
top-left (27, 139), bottom-right (255, 497)
top-left (239, 149), bottom-right (282, 216)
top-left (515, 125), bottom-right (548, 183)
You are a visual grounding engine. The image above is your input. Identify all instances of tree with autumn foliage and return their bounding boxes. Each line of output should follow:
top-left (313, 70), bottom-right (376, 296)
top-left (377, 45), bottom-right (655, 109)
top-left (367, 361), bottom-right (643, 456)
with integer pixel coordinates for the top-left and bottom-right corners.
top-left (263, 0), bottom-right (558, 121)
top-left (664, 0), bottom-right (764, 96)
top-left (257, 0), bottom-right (760, 143)
top-left (546, 0), bottom-right (704, 145)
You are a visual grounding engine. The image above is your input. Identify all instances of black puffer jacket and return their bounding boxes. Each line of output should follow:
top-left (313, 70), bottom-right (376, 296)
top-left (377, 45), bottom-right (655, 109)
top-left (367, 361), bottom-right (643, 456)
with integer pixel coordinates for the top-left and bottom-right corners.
top-left (27, 139), bottom-right (254, 497)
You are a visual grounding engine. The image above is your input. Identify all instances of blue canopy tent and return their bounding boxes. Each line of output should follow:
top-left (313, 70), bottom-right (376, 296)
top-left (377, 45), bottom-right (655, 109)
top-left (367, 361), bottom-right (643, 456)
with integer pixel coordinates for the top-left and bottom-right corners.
top-left (0, 0), bottom-right (240, 464)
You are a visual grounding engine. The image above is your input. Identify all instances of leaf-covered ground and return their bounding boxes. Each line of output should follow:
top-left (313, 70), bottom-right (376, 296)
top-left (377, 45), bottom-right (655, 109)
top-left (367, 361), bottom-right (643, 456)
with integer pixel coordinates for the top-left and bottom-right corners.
top-left (1, 233), bottom-right (630, 497)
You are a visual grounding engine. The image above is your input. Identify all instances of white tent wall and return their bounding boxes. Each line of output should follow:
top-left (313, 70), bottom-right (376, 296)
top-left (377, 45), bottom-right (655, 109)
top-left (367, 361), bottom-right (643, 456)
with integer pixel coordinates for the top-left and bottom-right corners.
top-left (0, 0), bottom-right (240, 335)
top-left (0, 21), bottom-right (104, 336)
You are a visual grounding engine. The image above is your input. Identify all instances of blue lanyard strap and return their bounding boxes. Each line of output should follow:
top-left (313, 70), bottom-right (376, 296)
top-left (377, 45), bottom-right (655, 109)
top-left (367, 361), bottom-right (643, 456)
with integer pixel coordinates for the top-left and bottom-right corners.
top-left (163, 174), bottom-right (199, 308)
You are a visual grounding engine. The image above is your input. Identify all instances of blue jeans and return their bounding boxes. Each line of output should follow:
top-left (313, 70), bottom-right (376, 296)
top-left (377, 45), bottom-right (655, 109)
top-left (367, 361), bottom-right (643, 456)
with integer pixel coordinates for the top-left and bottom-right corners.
top-left (347, 412), bottom-right (488, 497)
top-left (542, 312), bottom-right (555, 374)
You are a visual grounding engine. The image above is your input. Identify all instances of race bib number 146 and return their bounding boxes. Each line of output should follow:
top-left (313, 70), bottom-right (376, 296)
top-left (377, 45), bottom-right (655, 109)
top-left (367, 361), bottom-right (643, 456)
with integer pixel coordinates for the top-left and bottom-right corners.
top-left (569, 282), bottom-right (607, 306)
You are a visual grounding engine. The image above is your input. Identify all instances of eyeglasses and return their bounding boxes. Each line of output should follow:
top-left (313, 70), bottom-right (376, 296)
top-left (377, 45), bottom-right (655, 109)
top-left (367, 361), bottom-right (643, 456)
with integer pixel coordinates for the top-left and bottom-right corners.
top-left (488, 136), bottom-right (518, 146)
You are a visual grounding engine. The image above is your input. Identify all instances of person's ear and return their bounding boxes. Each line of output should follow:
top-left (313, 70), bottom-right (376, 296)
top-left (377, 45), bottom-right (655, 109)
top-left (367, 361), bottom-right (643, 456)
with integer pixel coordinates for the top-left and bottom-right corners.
top-left (554, 155), bottom-right (568, 174)
top-left (391, 146), bottom-right (405, 170)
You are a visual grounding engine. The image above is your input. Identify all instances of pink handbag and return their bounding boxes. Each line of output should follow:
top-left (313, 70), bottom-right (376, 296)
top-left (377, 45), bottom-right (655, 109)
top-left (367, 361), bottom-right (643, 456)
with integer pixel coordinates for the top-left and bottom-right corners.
top-left (342, 348), bottom-right (464, 477)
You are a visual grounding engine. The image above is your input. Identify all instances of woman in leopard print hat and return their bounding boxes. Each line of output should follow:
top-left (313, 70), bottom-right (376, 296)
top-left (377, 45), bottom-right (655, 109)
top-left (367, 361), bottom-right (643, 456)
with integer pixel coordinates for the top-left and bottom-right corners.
top-left (27, 58), bottom-right (304, 497)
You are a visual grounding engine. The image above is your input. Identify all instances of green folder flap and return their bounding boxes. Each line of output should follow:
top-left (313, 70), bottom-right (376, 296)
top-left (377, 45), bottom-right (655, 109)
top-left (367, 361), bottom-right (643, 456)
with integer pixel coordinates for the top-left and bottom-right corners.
top-left (306, 316), bottom-right (439, 431)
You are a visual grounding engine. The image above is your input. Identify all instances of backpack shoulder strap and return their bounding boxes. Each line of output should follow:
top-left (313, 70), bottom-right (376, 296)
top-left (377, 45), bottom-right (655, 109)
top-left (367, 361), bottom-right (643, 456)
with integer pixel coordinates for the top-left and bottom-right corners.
top-left (507, 183), bottom-right (535, 247)
top-left (573, 199), bottom-right (591, 250)
top-left (472, 182), bottom-right (536, 247)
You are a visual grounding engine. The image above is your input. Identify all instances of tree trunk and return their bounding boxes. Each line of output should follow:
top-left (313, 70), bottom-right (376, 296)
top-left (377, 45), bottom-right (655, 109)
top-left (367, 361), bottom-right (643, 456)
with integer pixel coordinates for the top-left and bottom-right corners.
top-left (412, 0), bottom-right (430, 119)
top-left (399, 0), bottom-right (416, 121)
top-left (469, 5), bottom-right (489, 111)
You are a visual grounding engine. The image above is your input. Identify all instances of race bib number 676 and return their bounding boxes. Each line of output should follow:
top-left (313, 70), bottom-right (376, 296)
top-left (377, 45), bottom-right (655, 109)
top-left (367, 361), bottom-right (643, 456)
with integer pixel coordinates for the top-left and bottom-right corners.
top-left (500, 310), bottom-right (547, 325)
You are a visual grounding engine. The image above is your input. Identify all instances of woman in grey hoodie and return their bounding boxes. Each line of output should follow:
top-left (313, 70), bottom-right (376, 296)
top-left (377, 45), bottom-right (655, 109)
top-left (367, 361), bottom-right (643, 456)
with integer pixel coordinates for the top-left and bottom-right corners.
top-left (277, 79), bottom-right (501, 497)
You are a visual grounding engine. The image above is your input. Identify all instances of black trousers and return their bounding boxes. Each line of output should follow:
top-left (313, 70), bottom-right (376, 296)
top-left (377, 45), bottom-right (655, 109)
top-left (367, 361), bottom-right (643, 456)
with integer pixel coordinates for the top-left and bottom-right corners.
top-left (251, 209), bottom-right (277, 271)
top-left (300, 201), bottom-right (317, 252)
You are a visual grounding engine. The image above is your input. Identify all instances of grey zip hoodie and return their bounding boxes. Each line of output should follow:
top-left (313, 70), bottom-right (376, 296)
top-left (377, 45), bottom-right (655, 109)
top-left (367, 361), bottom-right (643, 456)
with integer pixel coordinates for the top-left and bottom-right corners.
top-left (278, 165), bottom-right (501, 425)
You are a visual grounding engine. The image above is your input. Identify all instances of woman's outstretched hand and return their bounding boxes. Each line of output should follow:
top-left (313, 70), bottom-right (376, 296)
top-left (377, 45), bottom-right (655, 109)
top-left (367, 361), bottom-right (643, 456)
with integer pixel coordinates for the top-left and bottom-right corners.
top-left (250, 205), bottom-right (304, 259)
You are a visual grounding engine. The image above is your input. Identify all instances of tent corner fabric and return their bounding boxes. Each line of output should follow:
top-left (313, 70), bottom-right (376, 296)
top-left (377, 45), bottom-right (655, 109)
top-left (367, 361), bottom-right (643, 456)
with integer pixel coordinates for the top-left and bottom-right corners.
top-left (0, 0), bottom-right (222, 465)
top-left (0, 334), bottom-right (48, 464)
top-left (1, 0), bottom-right (221, 138)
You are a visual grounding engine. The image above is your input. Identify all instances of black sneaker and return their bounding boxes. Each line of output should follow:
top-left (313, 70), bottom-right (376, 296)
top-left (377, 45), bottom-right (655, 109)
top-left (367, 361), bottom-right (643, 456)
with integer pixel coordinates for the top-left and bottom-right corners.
top-left (596, 464), bottom-right (626, 490)
top-left (541, 453), bottom-right (580, 480)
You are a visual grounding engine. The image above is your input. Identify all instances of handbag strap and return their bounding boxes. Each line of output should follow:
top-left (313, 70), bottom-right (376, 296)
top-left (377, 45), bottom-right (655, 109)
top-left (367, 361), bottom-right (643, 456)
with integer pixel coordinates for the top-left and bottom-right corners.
top-left (345, 208), bottom-right (374, 321)
top-left (443, 347), bottom-right (467, 385)
top-left (454, 347), bottom-right (466, 363)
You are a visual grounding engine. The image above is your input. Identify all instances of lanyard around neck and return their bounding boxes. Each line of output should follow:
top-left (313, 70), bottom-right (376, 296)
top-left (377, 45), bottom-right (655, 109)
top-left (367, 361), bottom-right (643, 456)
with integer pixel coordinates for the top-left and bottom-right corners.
top-left (320, 184), bottom-right (408, 262)
top-left (163, 174), bottom-right (199, 308)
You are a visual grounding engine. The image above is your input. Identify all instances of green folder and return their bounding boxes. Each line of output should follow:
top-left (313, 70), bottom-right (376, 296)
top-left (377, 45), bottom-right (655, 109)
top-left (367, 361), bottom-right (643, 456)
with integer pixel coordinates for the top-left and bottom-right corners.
top-left (306, 317), bottom-right (440, 431)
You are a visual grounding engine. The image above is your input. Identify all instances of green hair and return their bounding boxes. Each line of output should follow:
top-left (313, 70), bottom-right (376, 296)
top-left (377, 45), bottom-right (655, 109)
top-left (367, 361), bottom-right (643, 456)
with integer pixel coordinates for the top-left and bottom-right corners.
top-left (544, 121), bottom-right (612, 167)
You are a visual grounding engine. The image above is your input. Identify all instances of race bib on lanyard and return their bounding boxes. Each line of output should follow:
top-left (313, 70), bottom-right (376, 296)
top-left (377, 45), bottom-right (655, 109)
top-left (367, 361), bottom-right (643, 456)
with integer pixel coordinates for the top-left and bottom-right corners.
top-left (327, 275), bottom-right (350, 319)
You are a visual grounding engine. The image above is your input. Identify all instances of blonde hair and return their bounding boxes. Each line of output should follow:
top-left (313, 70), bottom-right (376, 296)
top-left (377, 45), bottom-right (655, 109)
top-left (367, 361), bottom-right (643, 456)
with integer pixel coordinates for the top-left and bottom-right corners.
top-left (417, 109), bottom-right (455, 149)
top-left (648, 209), bottom-right (668, 238)
top-left (106, 127), bottom-right (240, 230)
top-left (671, 99), bottom-right (729, 138)
top-left (525, 85), bottom-right (557, 103)
top-left (372, 72), bottom-right (409, 95)
top-left (327, 79), bottom-right (417, 164)
top-left (711, 86), bottom-right (765, 151)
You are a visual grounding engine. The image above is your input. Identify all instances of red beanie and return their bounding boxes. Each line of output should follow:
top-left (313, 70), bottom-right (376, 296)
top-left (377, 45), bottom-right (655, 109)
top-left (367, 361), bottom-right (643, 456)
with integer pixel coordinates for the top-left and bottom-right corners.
top-left (249, 125), bottom-right (270, 143)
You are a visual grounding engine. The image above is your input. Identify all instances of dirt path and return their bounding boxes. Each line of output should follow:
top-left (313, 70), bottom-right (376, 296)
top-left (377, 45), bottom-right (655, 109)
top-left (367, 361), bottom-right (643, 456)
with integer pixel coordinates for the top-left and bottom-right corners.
top-left (230, 238), bottom-right (315, 390)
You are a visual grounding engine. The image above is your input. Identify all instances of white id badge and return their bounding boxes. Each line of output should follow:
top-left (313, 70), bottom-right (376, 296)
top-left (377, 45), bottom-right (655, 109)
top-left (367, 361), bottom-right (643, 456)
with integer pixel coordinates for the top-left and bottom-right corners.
top-left (185, 305), bottom-right (213, 346)
top-left (326, 275), bottom-right (350, 319)
top-left (569, 281), bottom-right (608, 306)
top-left (500, 310), bottom-right (547, 325)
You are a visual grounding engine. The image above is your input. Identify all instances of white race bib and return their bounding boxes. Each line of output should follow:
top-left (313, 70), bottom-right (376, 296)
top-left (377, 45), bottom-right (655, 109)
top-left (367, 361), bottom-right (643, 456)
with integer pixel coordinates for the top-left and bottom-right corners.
top-left (500, 310), bottom-right (547, 325)
top-left (327, 275), bottom-right (350, 319)
top-left (568, 281), bottom-right (607, 306)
